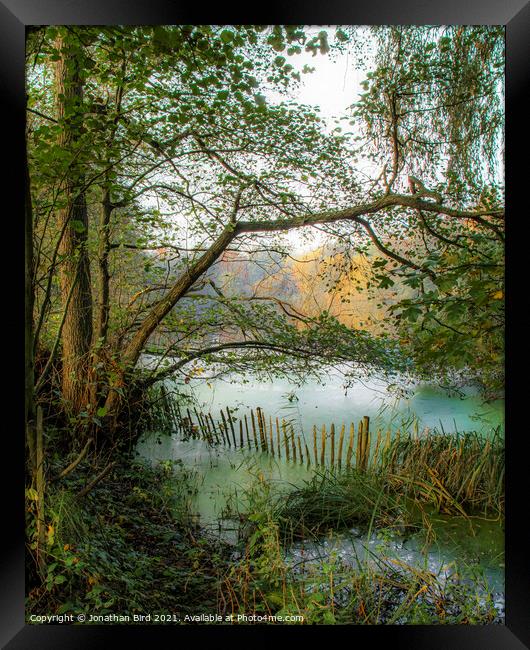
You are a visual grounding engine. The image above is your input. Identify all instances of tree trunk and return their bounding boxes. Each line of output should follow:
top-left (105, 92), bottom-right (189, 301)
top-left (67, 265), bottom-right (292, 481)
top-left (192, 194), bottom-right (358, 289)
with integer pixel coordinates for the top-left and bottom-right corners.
top-left (55, 35), bottom-right (93, 415)
top-left (103, 225), bottom-right (237, 421)
top-left (94, 189), bottom-right (112, 346)
top-left (25, 142), bottom-right (36, 473)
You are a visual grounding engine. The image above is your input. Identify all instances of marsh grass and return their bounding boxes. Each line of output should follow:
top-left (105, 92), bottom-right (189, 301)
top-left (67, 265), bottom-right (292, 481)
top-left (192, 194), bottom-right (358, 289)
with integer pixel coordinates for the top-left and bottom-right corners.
top-left (221, 468), bottom-right (501, 625)
top-left (382, 428), bottom-right (504, 516)
top-left (220, 426), bottom-right (504, 624)
top-left (231, 427), bottom-right (504, 552)
top-left (274, 470), bottom-right (404, 541)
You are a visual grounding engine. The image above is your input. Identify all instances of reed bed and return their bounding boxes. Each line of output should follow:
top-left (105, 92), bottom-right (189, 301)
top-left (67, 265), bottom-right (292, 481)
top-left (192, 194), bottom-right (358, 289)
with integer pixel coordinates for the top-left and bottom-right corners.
top-left (273, 470), bottom-right (403, 541)
top-left (382, 429), bottom-right (504, 515)
top-left (222, 467), bottom-right (502, 625)
top-left (160, 399), bottom-right (503, 516)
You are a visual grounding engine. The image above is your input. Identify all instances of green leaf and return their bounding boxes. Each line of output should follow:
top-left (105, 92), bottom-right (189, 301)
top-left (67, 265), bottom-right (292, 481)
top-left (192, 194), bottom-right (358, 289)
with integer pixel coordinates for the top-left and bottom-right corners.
top-left (220, 30), bottom-right (234, 44)
top-left (70, 220), bottom-right (86, 233)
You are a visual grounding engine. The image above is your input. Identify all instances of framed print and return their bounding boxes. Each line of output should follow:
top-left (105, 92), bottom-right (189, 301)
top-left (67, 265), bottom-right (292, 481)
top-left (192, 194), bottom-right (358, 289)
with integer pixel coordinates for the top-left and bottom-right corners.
top-left (3, 0), bottom-right (528, 647)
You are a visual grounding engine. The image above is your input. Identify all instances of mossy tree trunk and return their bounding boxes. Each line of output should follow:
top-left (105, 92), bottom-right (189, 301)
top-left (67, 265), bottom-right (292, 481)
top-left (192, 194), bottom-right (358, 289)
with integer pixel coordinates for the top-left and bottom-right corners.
top-left (54, 35), bottom-right (94, 416)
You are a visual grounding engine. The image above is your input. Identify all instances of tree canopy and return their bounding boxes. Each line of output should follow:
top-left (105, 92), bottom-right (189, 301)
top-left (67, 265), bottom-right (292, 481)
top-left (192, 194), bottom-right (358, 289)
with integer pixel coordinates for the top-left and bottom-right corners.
top-left (25, 25), bottom-right (504, 444)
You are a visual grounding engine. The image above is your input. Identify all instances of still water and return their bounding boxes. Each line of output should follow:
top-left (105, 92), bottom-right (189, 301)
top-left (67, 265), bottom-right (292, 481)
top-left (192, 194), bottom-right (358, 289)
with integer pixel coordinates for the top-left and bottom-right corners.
top-left (179, 368), bottom-right (504, 436)
top-left (136, 370), bottom-right (504, 616)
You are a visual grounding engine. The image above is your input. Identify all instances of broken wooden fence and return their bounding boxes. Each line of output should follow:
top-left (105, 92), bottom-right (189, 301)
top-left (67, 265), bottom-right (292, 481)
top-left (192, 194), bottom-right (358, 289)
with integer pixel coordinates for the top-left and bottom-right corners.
top-left (168, 398), bottom-right (389, 472)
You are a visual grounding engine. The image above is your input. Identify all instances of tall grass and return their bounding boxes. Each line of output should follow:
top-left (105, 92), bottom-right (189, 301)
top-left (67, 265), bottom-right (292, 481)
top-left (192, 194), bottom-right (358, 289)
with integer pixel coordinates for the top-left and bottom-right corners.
top-left (220, 469), bottom-right (502, 625)
top-left (381, 428), bottom-right (504, 516)
top-left (274, 470), bottom-right (404, 541)
top-left (234, 428), bottom-right (504, 550)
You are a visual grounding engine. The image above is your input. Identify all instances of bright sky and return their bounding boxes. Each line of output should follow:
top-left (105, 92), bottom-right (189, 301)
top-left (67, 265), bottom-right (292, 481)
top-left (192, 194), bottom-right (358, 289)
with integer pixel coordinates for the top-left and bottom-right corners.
top-left (263, 27), bottom-right (372, 252)
top-left (266, 26), bottom-right (368, 125)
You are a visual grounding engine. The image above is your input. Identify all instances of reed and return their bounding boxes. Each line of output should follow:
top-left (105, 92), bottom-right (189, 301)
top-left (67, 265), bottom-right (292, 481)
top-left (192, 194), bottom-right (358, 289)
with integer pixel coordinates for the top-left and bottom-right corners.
top-left (275, 469), bottom-right (401, 540)
top-left (381, 429), bottom-right (504, 515)
top-left (320, 425), bottom-right (326, 466)
top-left (291, 426), bottom-right (297, 463)
top-left (373, 429), bottom-right (382, 467)
top-left (313, 425), bottom-right (318, 466)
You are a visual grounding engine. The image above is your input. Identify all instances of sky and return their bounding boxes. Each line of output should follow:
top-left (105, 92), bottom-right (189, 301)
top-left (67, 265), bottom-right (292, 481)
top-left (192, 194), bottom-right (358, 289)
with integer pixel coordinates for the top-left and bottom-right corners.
top-left (265, 26), bottom-right (368, 126)
top-left (262, 27), bottom-right (372, 252)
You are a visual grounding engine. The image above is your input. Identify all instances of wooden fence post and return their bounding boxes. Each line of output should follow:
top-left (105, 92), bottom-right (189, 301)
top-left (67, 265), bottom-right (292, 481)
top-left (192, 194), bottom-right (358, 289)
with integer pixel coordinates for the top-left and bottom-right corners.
top-left (36, 405), bottom-right (46, 575)
top-left (282, 420), bottom-right (290, 462)
top-left (330, 423), bottom-right (335, 468)
top-left (362, 416), bottom-right (370, 471)
top-left (338, 424), bottom-right (345, 471)
top-left (346, 423), bottom-right (354, 469)
top-left (275, 418), bottom-right (282, 459)
top-left (244, 414), bottom-right (251, 449)
top-left (226, 408), bottom-right (237, 447)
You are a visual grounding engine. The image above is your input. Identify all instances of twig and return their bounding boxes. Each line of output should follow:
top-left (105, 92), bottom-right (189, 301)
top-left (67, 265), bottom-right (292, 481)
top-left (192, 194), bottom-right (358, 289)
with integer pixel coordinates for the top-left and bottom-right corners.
top-left (76, 461), bottom-right (115, 498)
top-left (53, 438), bottom-right (93, 482)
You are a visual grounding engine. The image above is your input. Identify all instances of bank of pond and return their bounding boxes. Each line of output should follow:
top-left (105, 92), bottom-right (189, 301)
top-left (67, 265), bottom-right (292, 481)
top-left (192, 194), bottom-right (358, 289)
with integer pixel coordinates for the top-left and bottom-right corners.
top-left (27, 376), bottom-right (504, 625)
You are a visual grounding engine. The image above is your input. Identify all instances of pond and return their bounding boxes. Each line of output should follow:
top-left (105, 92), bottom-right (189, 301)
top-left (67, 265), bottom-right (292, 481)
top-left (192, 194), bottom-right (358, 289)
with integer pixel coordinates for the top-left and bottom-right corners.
top-left (136, 434), bottom-right (504, 618)
top-left (136, 369), bottom-right (505, 619)
top-left (177, 368), bottom-right (504, 437)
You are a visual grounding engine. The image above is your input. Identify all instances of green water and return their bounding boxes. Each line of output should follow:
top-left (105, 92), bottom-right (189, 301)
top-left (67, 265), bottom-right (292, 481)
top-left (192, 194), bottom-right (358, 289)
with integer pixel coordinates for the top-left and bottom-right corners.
top-left (179, 370), bottom-right (503, 437)
top-left (136, 372), bottom-right (504, 614)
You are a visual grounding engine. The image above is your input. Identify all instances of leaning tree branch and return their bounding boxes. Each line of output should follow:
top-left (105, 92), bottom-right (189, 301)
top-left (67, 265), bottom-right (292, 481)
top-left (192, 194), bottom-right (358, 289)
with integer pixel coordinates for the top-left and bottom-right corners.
top-left (139, 341), bottom-right (319, 387)
top-left (103, 191), bottom-right (504, 415)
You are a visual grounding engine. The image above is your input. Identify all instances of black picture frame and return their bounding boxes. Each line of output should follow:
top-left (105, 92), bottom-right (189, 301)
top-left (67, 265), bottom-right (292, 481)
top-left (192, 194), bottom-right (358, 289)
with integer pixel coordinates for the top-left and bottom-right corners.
top-left (3, 1), bottom-right (528, 647)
